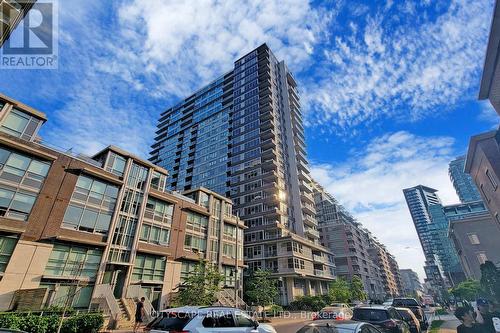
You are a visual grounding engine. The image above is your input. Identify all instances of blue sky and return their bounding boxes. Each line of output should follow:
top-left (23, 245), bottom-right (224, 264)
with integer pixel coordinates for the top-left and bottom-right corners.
top-left (0, 0), bottom-right (497, 280)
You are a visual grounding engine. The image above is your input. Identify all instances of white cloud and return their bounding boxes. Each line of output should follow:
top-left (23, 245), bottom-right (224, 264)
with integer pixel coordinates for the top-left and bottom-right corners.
top-left (311, 131), bottom-right (460, 280)
top-left (305, 0), bottom-right (493, 131)
top-left (477, 101), bottom-right (499, 128)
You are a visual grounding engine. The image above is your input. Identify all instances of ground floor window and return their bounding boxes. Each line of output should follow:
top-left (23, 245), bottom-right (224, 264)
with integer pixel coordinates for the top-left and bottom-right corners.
top-left (44, 243), bottom-right (102, 279)
top-left (40, 281), bottom-right (94, 309)
top-left (0, 234), bottom-right (17, 273)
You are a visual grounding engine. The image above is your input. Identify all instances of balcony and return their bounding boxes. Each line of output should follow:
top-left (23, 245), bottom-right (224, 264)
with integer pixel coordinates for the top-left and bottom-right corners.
top-left (314, 269), bottom-right (325, 277)
top-left (261, 158), bottom-right (278, 171)
top-left (260, 128), bottom-right (275, 140)
top-left (302, 202), bottom-right (316, 215)
top-left (299, 179), bottom-right (313, 193)
top-left (261, 138), bottom-right (277, 150)
top-left (305, 228), bottom-right (320, 238)
top-left (303, 214), bottom-right (317, 227)
top-left (302, 192), bottom-right (315, 205)
top-left (313, 254), bottom-right (325, 263)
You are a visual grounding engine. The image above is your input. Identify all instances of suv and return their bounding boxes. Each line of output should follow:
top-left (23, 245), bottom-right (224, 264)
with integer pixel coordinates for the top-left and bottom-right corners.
top-left (146, 306), bottom-right (277, 333)
top-left (392, 298), bottom-right (428, 330)
top-left (352, 306), bottom-right (410, 333)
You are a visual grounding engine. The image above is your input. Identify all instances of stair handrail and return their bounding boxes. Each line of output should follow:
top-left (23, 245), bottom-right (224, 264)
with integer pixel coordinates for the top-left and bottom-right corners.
top-left (92, 284), bottom-right (120, 322)
top-left (126, 285), bottom-right (157, 320)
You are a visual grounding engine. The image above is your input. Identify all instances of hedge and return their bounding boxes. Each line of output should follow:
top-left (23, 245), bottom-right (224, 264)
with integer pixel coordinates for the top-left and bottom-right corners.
top-left (0, 312), bottom-right (104, 333)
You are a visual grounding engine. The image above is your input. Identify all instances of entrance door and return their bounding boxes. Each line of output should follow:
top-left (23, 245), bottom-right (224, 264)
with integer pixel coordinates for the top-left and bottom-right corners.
top-left (113, 269), bottom-right (126, 298)
top-left (103, 264), bottom-right (128, 299)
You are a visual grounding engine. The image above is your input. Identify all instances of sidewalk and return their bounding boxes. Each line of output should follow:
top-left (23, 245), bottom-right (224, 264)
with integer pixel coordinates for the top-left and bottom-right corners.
top-left (431, 314), bottom-right (460, 333)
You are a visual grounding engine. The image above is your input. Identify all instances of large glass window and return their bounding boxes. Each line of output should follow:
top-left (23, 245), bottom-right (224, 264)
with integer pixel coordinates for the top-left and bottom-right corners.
top-left (185, 211), bottom-right (208, 233)
top-left (0, 146), bottom-right (50, 189)
top-left (0, 186), bottom-right (37, 221)
top-left (132, 253), bottom-right (166, 282)
top-left (184, 234), bottom-right (207, 253)
top-left (180, 260), bottom-right (198, 282)
top-left (44, 243), bottom-right (102, 278)
top-left (40, 281), bottom-right (94, 309)
top-left (150, 171), bottom-right (167, 192)
top-left (144, 197), bottom-right (173, 225)
top-left (139, 223), bottom-right (170, 245)
top-left (0, 234), bottom-right (17, 273)
top-left (62, 175), bottom-right (119, 234)
top-left (105, 152), bottom-right (127, 177)
top-left (127, 163), bottom-right (149, 190)
top-left (0, 109), bottom-right (42, 141)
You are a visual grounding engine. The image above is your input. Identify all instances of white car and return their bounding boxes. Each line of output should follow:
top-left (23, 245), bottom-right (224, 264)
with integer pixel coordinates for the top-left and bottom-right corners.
top-left (148, 306), bottom-right (277, 333)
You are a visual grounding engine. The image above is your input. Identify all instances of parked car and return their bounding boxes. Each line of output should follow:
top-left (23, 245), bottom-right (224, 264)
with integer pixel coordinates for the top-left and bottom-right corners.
top-left (395, 307), bottom-right (421, 333)
top-left (314, 306), bottom-right (353, 320)
top-left (352, 306), bottom-right (410, 333)
top-left (392, 298), bottom-right (428, 330)
top-left (145, 306), bottom-right (277, 333)
top-left (296, 320), bottom-right (383, 333)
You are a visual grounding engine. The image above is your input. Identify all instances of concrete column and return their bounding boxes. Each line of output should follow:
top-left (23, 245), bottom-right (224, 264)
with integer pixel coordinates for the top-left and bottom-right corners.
top-left (0, 241), bottom-right (53, 310)
top-left (306, 279), bottom-right (312, 296)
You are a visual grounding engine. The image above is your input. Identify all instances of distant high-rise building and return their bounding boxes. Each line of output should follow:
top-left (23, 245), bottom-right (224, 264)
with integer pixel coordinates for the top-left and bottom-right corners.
top-left (449, 156), bottom-right (482, 203)
top-left (448, 201), bottom-right (500, 280)
top-left (150, 44), bottom-right (335, 304)
top-left (399, 269), bottom-right (423, 297)
top-left (368, 239), bottom-right (401, 298)
top-left (0, 0), bottom-right (36, 47)
top-left (312, 181), bottom-right (387, 301)
top-left (403, 185), bottom-right (447, 294)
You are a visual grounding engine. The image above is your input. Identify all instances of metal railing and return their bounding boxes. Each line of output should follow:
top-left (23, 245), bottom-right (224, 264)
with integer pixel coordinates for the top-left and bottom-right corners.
top-left (126, 285), bottom-right (157, 320)
top-left (92, 284), bottom-right (120, 323)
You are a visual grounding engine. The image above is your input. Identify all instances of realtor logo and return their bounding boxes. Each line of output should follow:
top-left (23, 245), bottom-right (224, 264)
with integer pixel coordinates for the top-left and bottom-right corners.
top-left (1, 0), bottom-right (58, 69)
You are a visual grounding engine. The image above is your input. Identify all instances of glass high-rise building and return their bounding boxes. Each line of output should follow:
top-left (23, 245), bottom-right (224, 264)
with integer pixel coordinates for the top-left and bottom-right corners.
top-left (449, 155), bottom-right (482, 203)
top-left (403, 185), bottom-right (447, 295)
top-left (150, 44), bottom-right (335, 304)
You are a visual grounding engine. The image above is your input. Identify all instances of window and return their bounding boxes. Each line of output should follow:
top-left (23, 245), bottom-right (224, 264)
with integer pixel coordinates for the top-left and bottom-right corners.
top-left (223, 243), bottom-right (235, 258)
top-left (486, 169), bottom-right (498, 190)
top-left (150, 171), bottom-right (167, 192)
top-left (0, 234), bottom-right (17, 273)
top-left (477, 252), bottom-right (488, 265)
top-left (186, 211), bottom-right (208, 233)
top-left (468, 233), bottom-right (480, 245)
top-left (40, 282), bottom-right (94, 309)
top-left (0, 187), bottom-right (37, 221)
top-left (44, 244), bottom-right (102, 278)
top-left (202, 312), bottom-right (235, 328)
top-left (63, 175), bottom-right (118, 234)
top-left (139, 224), bottom-right (170, 245)
top-left (223, 224), bottom-right (236, 240)
top-left (480, 184), bottom-right (490, 202)
top-left (0, 147), bottom-right (50, 189)
top-left (127, 163), bottom-right (149, 190)
top-left (236, 312), bottom-right (255, 327)
top-left (0, 109), bottom-right (42, 141)
top-left (106, 152), bottom-right (126, 177)
top-left (184, 234), bottom-right (207, 253)
top-left (180, 261), bottom-right (197, 281)
top-left (144, 197), bottom-right (173, 225)
top-left (132, 253), bottom-right (166, 282)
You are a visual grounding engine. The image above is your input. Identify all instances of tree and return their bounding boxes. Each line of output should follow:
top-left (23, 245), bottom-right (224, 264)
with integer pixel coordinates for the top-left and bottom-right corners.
top-left (328, 278), bottom-right (351, 303)
top-left (449, 279), bottom-right (482, 301)
top-left (350, 276), bottom-right (367, 301)
top-left (245, 269), bottom-right (279, 309)
top-left (480, 261), bottom-right (500, 303)
top-left (174, 260), bottom-right (223, 306)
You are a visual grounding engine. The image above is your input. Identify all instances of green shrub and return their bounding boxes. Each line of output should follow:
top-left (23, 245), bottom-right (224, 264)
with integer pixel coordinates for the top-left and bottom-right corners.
top-left (61, 313), bottom-right (104, 333)
top-left (0, 312), bottom-right (103, 333)
top-left (434, 308), bottom-right (448, 315)
top-left (265, 304), bottom-right (283, 316)
top-left (289, 295), bottom-right (329, 311)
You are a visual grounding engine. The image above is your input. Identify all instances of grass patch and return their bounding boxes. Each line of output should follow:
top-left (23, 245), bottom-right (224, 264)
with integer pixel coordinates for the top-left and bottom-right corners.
top-left (429, 320), bottom-right (445, 333)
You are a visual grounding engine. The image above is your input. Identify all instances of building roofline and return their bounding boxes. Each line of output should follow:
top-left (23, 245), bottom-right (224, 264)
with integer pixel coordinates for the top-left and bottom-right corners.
top-left (479, 0), bottom-right (500, 100)
top-left (402, 185), bottom-right (438, 193)
top-left (182, 187), bottom-right (233, 204)
top-left (465, 129), bottom-right (498, 172)
top-left (92, 145), bottom-right (169, 175)
top-left (0, 92), bottom-right (47, 121)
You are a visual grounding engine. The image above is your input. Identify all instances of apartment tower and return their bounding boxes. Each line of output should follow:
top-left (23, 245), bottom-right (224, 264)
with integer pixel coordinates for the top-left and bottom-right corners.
top-left (150, 44), bottom-right (335, 304)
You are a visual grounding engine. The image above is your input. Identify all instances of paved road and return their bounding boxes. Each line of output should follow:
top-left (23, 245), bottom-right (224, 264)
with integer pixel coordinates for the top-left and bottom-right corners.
top-left (273, 319), bottom-right (310, 333)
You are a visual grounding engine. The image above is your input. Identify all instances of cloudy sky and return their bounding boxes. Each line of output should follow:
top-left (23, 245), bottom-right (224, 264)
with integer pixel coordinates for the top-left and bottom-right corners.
top-left (1, 0), bottom-right (498, 280)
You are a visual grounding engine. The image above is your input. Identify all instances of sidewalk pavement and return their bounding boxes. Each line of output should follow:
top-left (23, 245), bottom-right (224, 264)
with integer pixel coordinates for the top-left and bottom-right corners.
top-left (432, 314), bottom-right (460, 333)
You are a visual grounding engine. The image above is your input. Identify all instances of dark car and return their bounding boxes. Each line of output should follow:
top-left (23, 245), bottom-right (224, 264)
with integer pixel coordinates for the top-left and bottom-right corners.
top-left (392, 298), bottom-right (428, 330)
top-left (296, 320), bottom-right (383, 333)
top-left (395, 308), bottom-right (421, 333)
top-left (352, 306), bottom-right (410, 333)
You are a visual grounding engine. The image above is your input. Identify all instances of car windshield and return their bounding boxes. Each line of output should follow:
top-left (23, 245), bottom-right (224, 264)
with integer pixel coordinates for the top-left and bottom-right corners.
top-left (353, 309), bottom-right (388, 321)
top-left (151, 312), bottom-right (195, 330)
top-left (393, 299), bottom-right (419, 307)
